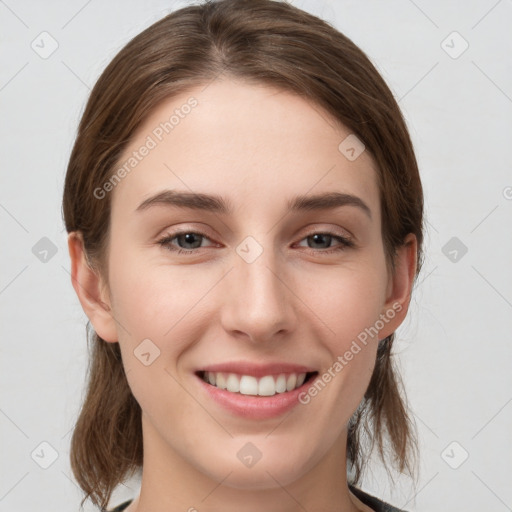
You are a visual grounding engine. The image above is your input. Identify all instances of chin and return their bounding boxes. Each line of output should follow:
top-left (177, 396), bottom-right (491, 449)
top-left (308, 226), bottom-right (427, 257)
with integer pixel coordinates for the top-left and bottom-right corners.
top-left (215, 465), bottom-right (303, 491)
top-left (199, 447), bottom-right (315, 491)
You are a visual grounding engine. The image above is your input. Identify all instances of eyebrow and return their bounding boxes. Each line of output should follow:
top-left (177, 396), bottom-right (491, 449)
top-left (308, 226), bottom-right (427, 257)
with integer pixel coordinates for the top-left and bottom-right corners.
top-left (136, 190), bottom-right (372, 219)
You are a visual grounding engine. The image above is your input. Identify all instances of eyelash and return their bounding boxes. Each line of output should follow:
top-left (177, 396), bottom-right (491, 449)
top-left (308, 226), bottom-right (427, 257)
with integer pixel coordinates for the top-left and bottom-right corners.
top-left (157, 229), bottom-right (355, 256)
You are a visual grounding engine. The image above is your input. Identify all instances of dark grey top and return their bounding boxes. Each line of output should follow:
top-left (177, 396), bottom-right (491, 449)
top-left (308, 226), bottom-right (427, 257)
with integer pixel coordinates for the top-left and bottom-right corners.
top-left (107, 486), bottom-right (407, 511)
top-left (349, 484), bottom-right (407, 511)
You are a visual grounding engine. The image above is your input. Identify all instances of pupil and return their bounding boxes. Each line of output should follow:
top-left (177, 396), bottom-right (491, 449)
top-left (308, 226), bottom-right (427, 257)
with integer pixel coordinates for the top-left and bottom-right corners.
top-left (180, 233), bottom-right (201, 249)
top-left (311, 234), bottom-right (330, 248)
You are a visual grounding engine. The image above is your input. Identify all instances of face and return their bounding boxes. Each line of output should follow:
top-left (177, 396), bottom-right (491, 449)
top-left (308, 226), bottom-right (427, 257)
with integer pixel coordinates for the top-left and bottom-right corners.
top-left (79, 78), bottom-right (411, 491)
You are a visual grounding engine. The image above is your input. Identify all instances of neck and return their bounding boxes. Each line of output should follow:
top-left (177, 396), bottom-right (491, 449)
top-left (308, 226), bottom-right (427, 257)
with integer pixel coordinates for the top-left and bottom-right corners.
top-left (128, 414), bottom-right (366, 512)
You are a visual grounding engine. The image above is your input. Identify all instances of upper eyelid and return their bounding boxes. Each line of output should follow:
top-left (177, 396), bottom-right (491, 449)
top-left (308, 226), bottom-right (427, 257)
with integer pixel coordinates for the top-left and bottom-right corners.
top-left (159, 227), bottom-right (353, 246)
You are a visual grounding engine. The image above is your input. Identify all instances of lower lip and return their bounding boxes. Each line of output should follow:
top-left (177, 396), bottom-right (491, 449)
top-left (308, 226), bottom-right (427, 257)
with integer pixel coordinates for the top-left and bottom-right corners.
top-left (196, 374), bottom-right (316, 420)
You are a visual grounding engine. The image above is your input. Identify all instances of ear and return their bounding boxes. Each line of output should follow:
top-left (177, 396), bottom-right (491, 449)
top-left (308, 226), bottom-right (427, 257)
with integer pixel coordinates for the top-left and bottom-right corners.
top-left (67, 231), bottom-right (118, 343)
top-left (378, 233), bottom-right (417, 340)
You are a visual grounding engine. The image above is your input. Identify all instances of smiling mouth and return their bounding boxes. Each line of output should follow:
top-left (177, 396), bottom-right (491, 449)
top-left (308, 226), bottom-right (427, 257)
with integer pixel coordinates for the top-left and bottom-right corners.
top-left (195, 370), bottom-right (318, 397)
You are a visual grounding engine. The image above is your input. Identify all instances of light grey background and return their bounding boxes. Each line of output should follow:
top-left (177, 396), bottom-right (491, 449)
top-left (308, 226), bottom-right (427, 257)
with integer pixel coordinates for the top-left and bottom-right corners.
top-left (1, 0), bottom-right (511, 511)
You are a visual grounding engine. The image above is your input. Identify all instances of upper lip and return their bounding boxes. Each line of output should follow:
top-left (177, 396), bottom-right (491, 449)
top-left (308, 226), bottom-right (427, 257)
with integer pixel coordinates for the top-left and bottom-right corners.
top-left (197, 361), bottom-right (317, 378)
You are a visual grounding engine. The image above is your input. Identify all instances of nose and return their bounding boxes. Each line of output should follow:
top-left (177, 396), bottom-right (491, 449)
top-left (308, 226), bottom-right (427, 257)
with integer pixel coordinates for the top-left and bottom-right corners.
top-left (220, 244), bottom-right (297, 344)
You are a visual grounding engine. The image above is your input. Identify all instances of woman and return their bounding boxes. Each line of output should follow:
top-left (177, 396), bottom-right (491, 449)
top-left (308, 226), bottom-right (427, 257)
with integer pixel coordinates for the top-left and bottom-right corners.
top-left (63, 1), bottom-right (424, 510)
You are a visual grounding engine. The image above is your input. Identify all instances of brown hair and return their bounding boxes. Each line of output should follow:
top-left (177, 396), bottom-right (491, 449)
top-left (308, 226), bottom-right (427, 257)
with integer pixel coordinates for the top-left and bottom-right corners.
top-left (62, 0), bottom-right (424, 509)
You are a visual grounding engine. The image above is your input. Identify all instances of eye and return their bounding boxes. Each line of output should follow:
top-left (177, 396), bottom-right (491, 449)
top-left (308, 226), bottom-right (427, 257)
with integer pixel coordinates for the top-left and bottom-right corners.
top-left (157, 229), bottom-right (355, 256)
top-left (157, 230), bottom-right (215, 255)
top-left (295, 231), bottom-right (354, 254)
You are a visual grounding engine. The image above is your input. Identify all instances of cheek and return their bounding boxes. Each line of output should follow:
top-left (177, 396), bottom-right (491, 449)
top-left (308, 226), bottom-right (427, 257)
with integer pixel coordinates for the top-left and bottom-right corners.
top-left (109, 240), bottom-right (389, 377)
top-left (108, 246), bottom-right (207, 342)
top-left (107, 257), bottom-right (206, 428)
top-left (303, 259), bottom-right (388, 346)
top-left (297, 255), bottom-right (387, 404)
top-left (102, 236), bottom-right (389, 485)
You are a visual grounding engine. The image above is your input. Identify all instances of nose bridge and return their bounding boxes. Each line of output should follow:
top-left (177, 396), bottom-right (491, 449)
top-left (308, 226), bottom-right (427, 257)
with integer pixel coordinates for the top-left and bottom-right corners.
top-left (220, 236), bottom-right (296, 341)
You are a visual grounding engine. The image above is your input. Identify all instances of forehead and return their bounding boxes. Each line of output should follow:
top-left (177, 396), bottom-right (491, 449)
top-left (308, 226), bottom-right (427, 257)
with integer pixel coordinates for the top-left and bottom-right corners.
top-left (110, 78), bottom-right (380, 219)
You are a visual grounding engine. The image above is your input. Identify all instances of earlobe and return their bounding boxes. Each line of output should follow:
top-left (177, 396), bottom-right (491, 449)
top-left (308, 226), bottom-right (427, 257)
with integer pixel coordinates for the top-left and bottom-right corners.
top-left (379, 233), bottom-right (418, 340)
top-left (67, 232), bottom-right (118, 343)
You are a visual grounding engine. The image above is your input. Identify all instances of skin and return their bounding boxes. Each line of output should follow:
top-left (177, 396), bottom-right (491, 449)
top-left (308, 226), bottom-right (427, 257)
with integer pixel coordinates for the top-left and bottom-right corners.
top-left (69, 78), bottom-right (417, 512)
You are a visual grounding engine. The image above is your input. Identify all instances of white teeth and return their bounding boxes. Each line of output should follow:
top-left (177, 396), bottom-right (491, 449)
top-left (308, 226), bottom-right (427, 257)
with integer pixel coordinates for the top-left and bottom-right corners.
top-left (275, 374), bottom-right (287, 393)
top-left (226, 373), bottom-right (240, 393)
top-left (286, 373), bottom-right (297, 391)
top-left (258, 375), bottom-right (276, 396)
top-left (296, 373), bottom-right (306, 387)
top-left (216, 372), bottom-right (227, 390)
top-left (202, 371), bottom-right (310, 396)
top-left (239, 375), bottom-right (258, 395)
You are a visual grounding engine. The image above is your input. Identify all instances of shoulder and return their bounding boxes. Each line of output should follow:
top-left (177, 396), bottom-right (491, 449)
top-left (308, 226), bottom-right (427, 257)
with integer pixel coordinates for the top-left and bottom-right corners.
top-left (349, 485), bottom-right (408, 512)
